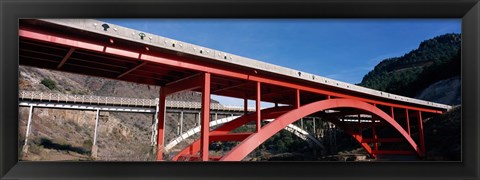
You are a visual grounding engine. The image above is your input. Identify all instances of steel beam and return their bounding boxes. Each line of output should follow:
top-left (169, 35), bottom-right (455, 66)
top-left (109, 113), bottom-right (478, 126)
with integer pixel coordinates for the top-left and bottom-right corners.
top-left (200, 73), bottom-right (211, 161)
top-left (295, 89), bottom-right (300, 109)
top-left (390, 106), bottom-right (395, 120)
top-left (256, 81), bottom-right (261, 132)
top-left (418, 111), bottom-right (425, 156)
top-left (57, 47), bottom-right (75, 69)
top-left (156, 89), bottom-right (166, 161)
top-left (244, 95), bottom-right (248, 116)
top-left (405, 109), bottom-right (411, 135)
top-left (163, 73), bottom-right (204, 95)
top-left (117, 61), bottom-right (148, 78)
top-left (372, 127), bottom-right (378, 151)
top-left (212, 81), bottom-right (250, 93)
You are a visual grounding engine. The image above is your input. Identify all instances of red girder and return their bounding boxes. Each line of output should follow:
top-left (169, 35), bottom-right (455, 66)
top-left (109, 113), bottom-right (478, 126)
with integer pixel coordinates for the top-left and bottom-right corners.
top-left (200, 73), bottom-right (211, 161)
top-left (156, 89), bottom-right (166, 160)
top-left (220, 98), bottom-right (423, 161)
top-left (19, 29), bottom-right (445, 114)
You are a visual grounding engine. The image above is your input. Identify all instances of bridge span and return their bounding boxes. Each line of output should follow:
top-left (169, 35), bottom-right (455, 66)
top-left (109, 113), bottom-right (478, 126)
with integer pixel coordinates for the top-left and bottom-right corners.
top-left (19, 19), bottom-right (452, 161)
top-left (19, 91), bottom-right (325, 159)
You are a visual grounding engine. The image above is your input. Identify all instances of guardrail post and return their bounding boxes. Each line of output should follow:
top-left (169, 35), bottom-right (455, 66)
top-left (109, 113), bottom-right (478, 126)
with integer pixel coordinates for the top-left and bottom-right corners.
top-left (22, 105), bottom-right (34, 154)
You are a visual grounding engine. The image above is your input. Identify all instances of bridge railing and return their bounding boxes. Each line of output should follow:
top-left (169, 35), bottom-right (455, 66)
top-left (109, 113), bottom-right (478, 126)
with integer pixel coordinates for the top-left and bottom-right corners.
top-left (19, 91), bottom-right (255, 111)
top-left (19, 90), bottom-right (157, 107)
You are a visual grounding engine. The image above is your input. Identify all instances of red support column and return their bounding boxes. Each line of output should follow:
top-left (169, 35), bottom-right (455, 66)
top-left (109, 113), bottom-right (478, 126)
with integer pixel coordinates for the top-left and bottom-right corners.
top-left (372, 127), bottom-right (378, 151)
top-left (200, 73), bottom-right (211, 161)
top-left (256, 82), bottom-right (261, 132)
top-left (418, 111), bottom-right (425, 156)
top-left (156, 89), bottom-right (166, 161)
top-left (372, 103), bottom-right (378, 157)
top-left (390, 106), bottom-right (395, 120)
top-left (405, 109), bottom-right (411, 135)
top-left (295, 89), bottom-right (300, 109)
top-left (244, 94), bottom-right (248, 116)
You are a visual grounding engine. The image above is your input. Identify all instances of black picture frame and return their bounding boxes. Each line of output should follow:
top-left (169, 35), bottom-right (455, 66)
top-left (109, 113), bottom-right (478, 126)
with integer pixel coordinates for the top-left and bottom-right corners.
top-left (1, 0), bottom-right (479, 179)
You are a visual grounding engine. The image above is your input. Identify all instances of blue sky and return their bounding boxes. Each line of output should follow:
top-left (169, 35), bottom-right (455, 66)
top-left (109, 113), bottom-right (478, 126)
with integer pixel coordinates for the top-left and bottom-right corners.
top-left (101, 19), bottom-right (461, 106)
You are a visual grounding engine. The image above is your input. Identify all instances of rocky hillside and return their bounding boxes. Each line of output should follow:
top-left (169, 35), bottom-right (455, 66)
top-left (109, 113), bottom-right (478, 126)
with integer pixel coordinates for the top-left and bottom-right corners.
top-left (415, 76), bottom-right (461, 105)
top-left (359, 33), bottom-right (461, 103)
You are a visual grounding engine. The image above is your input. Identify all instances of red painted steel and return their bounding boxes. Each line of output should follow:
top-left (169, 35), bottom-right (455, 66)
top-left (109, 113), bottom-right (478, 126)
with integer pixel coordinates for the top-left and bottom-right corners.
top-left (244, 96), bottom-right (248, 115)
top-left (418, 111), bottom-right (426, 155)
top-left (163, 73), bottom-right (204, 95)
top-left (201, 73), bottom-right (211, 161)
top-left (256, 82), bottom-right (261, 132)
top-left (295, 89), bottom-right (300, 109)
top-left (19, 29), bottom-right (445, 114)
top-left (156, 89), bottom-right (166, 160)
top-left (390, 106), bottom-right (395, 119)
top-left (221, 99), bottom-right (423, 161)
top-left (57, 47), bottom-right (75, 69)
top-left (372, 127), bottom-right (378, 151)
top-left (406, 109), bottom-right (411, 135)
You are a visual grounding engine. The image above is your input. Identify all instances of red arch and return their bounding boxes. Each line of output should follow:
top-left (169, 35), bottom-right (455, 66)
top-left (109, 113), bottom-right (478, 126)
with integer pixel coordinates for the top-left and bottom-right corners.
top-left (171, 106), bottom-right (294, 160)
top-left (221, 98), bottom-right (422, 161)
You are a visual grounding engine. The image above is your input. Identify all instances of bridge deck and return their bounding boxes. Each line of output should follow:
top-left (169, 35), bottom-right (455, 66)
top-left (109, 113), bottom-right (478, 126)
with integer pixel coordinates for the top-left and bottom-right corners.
top-left (19, 19), bottom-right (451, 113)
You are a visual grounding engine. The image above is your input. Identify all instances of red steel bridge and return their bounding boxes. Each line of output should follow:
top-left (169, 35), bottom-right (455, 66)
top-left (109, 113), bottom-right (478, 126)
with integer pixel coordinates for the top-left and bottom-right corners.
top-left (19, 19), bottom-right (452, 161)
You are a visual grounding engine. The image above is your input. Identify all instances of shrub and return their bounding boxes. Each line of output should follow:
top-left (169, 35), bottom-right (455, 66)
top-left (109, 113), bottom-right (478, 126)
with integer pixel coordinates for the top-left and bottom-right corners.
top-left (83, 139), bottom-right (93, 148)
top-left (40, 78), bottom-right (56, 90)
